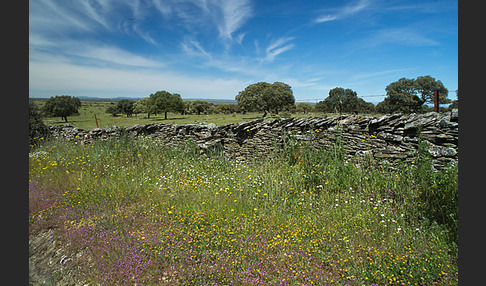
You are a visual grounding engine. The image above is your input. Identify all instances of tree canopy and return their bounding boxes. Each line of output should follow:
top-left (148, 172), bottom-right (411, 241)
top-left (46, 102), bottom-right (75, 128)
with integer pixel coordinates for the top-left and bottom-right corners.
top-left (315, 87), bottom-right (374, 114)
top-left (184, 100), bottom-right (215, 115)
top-left (235, 82), bottom-right (295, 117)
top-left (42, 95), bottom-right (81, 122)
top-left (149, 91), bottom-right (184, 120)
top-left (117, 99), bottom-right (135, 117)
top-left (377, 75), bottom-right (450, 114)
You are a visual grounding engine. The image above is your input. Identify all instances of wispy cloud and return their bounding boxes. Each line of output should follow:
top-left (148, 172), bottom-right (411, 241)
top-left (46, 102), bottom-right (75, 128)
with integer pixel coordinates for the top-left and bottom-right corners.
top-left (30, 35), bottom-right (164, 69)
top-left (79, 0), bottom-right (113, 31)
top-left (152, 0), bottom-right (252, 46)
top-left (365, 28), bottom-right (440, 47)
top-left (181, 39), bottom-right (213, 59)
top-left (264, 37), bottom-right (295, 62)
top-left (314, 0), bottom-right (370, 23)
top-left (217, 0), bottom-right (253, 42)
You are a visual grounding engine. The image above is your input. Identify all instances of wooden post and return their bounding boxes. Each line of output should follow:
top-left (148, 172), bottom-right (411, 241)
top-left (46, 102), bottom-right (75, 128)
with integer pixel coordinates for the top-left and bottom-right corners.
top-left (94, 113), bottom-right (99, 128)
top-left (434, 89), bottom-right (439, 112)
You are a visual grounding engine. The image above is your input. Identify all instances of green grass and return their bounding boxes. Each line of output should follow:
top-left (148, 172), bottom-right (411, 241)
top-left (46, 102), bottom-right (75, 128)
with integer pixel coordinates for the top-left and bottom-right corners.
top-left (30, 99), bottom-right (384, 130)
top-left (29, 134), bottom-right (457, 285)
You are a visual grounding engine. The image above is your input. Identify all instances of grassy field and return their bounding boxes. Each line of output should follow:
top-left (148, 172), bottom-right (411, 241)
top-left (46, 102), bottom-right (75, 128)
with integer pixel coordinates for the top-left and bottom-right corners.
top-left (30, 99), bottom-right (382, 130)
top-left (29, 133), bottom-right (458, 285)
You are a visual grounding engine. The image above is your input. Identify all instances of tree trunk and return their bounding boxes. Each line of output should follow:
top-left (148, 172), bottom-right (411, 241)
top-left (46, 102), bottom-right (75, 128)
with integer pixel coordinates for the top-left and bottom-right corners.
top-left (164, 112), bottom-right (168, 120)
top-left (62, 116), bottom-right (68, 123)
top-left (262, 110), bottom-right (268, 118)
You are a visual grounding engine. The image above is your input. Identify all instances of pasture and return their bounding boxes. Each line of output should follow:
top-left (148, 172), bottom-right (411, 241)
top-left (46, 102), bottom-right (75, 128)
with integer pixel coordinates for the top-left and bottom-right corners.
top-left (29, 132), bottom-right (458, 285)
top-left (30, 99), bottom-right (381, 130)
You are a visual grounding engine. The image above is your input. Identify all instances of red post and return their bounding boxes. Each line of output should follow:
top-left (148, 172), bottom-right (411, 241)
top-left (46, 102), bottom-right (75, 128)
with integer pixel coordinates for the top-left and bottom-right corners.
top-left (434, 89), bottom-right (439, 112)
top-left (94, 113), bottom-right (99, 128)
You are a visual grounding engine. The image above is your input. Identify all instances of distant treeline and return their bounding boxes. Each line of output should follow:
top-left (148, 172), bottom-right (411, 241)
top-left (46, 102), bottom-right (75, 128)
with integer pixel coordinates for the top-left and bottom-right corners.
top-left (32, 75), bottom-right (458, 121)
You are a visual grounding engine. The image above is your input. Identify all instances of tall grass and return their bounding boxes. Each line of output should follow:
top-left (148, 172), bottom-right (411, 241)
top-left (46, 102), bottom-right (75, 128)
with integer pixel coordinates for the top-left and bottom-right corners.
top-left (29, 134), bottom-right (458, 285)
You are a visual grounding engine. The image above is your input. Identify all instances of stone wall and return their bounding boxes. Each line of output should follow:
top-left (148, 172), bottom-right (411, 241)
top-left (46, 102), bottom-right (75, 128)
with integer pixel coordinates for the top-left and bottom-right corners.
top-left (48, 110), bottom-right (458, 168)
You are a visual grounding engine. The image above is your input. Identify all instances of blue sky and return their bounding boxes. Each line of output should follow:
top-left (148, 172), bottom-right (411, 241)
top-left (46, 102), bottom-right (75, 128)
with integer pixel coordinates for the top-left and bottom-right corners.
top-left (29, 0), bottom-right (458, 104)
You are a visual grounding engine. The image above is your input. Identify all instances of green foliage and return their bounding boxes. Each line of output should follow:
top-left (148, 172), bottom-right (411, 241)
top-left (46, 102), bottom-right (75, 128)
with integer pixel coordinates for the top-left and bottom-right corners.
top-left (184, 100), bottom-right (215, 115)
top-left (29, 100), bottom-right (49, 147)
top-left (132, 97), bottom-right (153, 118)
top-left (105, 100), bottom-right (135, 117)
top-left (412, 139), bottom-right (458, 243)
top-left (116, 99), bottom-right (135, 117)
top-left (295, 102), bottom-right (313, 114)
top-left (41, 95), bottom-right (82, 122)
top-left (235, 82), bottom-right (295, 116)
top-left (213, 103), bottom-right (238, 114)
top-left (315, 87), bottom-right (374, 114)
top-left (377, 75), bottom-right (449, 114)
top-left (149, 91), bottom-right (184, 119)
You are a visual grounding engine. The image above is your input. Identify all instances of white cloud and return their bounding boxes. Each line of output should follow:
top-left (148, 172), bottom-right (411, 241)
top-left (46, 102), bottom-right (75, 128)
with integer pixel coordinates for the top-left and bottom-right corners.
top-left (217, 0), bottom-right (253, 41)
top-left (314, 0), bottom-right (370, 23)
top-left (29, 35), bottom-right (164, 69)
top-left (152, 0), bottom-right (252, 46)
top-left (29, 61), bottom-right (249, 99)
top-left (181, 39), bottom-right (212, 59)
top-left (79, 0), bottom-right (112, 31)
top-left (75, 46), bottom-right (163, 68)
top-left (265, 37), bottom-right (295, 62)
top-left (365, 28), bottom-right (439, 47)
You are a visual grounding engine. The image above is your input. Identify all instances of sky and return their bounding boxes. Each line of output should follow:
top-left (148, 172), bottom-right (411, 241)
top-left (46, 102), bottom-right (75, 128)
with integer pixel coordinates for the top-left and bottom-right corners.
top-left (29, 0), bottom-right (458, 104)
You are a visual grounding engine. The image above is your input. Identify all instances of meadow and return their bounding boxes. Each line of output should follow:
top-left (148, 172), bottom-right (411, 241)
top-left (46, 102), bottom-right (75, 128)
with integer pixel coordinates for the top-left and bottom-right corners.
top-left (30, 99), bottom-right (383, 130)
top-left (31, 99), bottom-right (275, 129)
top-left (29, 129), bottom-right (458, 285)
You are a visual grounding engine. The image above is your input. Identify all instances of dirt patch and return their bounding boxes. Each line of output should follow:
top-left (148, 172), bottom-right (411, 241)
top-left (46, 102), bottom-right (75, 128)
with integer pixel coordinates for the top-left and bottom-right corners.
top-left (29, 229), bottom-right (86, 285)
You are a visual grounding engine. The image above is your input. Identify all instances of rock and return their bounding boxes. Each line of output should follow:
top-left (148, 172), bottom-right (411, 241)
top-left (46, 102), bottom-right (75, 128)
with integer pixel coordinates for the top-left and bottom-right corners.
top-left (450, 108), bottom-right (458, 122)
top-left (48, 112), bottom-right (458, 168)
top-left (403, 112), bottom-right (439, 136)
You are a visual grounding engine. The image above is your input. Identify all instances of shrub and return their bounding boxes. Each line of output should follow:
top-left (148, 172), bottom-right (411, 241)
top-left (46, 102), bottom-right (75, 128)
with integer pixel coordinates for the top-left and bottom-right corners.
top-left (29, 101), bottom-right (49, 147)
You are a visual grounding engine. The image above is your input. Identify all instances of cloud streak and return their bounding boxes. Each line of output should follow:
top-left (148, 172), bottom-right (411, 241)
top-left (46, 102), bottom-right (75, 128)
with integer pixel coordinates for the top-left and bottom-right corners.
top-left (364, 28), bottom-right (440, 47)
top-left (151, 0), bottom-right (252, 45)
top-left (264, 37), bottom-right (295, 62)
top-left (314, 0), bottom-right (370, 23)
top-left (217, 0), bottom-right (253, 42)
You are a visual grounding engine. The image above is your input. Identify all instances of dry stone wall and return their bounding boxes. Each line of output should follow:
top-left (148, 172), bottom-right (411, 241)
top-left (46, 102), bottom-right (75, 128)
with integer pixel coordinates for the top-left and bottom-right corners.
top-left (48, 110), bottom-right (458, 168)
